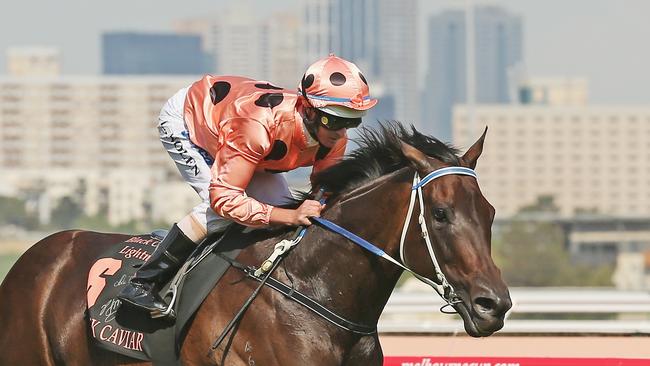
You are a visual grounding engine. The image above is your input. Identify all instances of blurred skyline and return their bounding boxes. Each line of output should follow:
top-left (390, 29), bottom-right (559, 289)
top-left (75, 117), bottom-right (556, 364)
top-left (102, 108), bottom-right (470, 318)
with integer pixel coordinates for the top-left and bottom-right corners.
top-left (4, 0), bottom-right (650, 293)
top-left (1, 0), bottom-right (650, 104)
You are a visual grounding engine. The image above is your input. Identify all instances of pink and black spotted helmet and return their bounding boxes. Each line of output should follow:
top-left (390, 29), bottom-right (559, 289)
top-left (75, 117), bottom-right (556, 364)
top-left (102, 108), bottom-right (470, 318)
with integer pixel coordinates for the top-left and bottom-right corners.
top-left (299, 54), bottom-right (378, 118)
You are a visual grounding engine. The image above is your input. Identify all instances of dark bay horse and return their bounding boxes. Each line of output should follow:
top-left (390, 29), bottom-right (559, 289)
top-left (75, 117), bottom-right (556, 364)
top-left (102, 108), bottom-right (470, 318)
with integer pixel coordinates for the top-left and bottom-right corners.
top-left (0, 123), bottom-right (511, 365)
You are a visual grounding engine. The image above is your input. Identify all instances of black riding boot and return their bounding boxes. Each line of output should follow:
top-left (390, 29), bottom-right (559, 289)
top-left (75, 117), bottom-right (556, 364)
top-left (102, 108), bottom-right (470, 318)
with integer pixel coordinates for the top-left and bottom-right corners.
top-left (117, 224), bottom-right (196, 316)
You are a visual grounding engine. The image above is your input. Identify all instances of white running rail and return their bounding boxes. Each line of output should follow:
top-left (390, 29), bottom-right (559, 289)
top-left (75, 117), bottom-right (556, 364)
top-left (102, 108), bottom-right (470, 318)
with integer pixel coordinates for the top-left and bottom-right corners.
top-left (378, 287), bottom-right (650, 334)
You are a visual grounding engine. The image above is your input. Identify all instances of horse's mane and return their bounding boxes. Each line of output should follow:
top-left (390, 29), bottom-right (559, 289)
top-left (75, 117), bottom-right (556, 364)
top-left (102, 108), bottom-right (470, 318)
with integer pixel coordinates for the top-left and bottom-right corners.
top-left (312, 121), bottom-right (462, 197)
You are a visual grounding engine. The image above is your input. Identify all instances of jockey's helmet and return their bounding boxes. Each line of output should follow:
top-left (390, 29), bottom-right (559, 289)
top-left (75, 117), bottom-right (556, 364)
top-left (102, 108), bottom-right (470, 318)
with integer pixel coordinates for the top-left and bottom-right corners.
top-left (299, 54), bottom-right (377, 125)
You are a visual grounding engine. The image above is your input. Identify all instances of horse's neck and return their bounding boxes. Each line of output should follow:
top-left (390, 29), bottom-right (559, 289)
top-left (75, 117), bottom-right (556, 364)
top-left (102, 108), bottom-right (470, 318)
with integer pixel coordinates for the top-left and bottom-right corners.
top-left (291, 170), bottom-right (413, 326)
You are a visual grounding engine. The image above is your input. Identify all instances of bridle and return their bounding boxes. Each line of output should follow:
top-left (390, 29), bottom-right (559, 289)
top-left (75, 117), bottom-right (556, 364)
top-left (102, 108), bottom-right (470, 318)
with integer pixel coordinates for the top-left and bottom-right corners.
top-left (211, 165), bottom-right (481, 353)
top-left (313, 166), bottom-right (478, 312)
top-left (399, 166), bottom-right (477, 310)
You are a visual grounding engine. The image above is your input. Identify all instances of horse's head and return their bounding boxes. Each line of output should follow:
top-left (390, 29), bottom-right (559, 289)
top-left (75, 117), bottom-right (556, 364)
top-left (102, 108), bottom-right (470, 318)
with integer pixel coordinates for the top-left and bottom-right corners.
top-left (400, 128), bottom-right (511, 337)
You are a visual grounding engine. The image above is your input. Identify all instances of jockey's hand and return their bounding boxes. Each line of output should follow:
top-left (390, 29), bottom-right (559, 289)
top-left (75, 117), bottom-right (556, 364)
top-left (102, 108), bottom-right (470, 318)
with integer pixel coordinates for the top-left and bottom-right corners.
top-left (293, 199), bottom-right (325, 226)
top-left (269, 200), bottom-right (325, 226)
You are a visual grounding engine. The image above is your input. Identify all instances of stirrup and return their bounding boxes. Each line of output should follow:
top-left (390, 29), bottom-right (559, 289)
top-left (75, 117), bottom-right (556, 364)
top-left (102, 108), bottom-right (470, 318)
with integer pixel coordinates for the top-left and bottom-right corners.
top-left (153, 260), bottom-right (193, 319)
top-left (150, 284), bottom-right (178, 319)
top-left (152, 229), bottom-right (227, 319)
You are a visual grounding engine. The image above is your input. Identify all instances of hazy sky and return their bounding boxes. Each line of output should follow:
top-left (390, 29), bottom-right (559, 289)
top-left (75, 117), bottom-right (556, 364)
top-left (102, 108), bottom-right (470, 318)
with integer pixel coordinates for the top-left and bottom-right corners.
top-left (1, 0), bottom-right (649, 104)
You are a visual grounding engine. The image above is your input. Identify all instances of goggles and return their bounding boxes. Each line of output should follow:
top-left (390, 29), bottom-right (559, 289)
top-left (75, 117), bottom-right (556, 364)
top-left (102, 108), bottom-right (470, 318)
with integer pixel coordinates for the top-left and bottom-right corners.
top-left (317, 110), bottom-right (362, 130)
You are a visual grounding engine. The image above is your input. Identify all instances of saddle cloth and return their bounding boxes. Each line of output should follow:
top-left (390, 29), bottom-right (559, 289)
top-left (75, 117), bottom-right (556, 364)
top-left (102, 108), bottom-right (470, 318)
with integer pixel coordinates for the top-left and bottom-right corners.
top-left (86, 226), bottom-right (254, 364)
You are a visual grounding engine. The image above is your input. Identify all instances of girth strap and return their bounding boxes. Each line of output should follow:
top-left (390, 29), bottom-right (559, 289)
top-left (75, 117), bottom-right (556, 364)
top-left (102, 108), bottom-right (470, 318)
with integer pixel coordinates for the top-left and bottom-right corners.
top-left (218, 254), bottom-right (377, 336)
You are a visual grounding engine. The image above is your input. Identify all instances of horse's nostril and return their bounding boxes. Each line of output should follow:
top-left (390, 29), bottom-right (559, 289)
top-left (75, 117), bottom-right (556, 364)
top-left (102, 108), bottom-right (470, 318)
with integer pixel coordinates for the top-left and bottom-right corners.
top-left (474, 296), bottom-right (498, 315)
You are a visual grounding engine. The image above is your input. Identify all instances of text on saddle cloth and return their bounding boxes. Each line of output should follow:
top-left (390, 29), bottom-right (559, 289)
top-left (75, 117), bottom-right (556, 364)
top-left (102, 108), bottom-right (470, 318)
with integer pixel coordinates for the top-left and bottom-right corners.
top-left (86, 233), bottom-right (163, 360)
top-left (85, 228), bottom-right (247, 363)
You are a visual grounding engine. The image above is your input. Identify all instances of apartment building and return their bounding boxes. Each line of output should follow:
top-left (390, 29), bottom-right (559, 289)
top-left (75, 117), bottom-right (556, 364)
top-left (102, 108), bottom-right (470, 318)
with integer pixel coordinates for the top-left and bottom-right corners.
top-left (453, 104), bottom-right (650, 218)
top-left (0, 75), bottom-right (196, 225)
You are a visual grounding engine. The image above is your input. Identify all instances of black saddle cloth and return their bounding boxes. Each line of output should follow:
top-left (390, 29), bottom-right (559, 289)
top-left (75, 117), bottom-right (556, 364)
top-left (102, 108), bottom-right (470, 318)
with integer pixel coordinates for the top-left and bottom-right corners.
top-left (86, 224), bottom-right (262, 364)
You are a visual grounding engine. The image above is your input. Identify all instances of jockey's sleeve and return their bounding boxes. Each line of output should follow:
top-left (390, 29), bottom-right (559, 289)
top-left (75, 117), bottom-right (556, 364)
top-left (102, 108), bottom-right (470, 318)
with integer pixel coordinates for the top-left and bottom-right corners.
top-left (209, 118), bottom-right (274, 227)
top-left (310, 136), bottom-right (347, 185)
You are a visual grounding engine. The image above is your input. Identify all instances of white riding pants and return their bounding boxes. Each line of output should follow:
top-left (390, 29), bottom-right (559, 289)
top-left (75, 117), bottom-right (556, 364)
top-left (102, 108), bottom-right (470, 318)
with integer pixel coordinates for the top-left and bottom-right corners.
top-left (156, 87), bottom-right (293, 234)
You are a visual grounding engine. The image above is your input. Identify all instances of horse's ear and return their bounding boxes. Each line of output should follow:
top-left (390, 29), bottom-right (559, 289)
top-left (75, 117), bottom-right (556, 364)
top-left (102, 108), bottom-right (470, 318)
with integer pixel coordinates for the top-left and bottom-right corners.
top-left (400, 141), bottom-right (431, 173)
top-left (461, 126), bottom-right (488, 169)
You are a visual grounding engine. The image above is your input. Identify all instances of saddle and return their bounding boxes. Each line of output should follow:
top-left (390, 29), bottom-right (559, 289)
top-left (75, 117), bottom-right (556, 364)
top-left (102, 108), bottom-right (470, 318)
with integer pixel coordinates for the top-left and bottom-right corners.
top-left (86, 225), bottom-right (255, 363)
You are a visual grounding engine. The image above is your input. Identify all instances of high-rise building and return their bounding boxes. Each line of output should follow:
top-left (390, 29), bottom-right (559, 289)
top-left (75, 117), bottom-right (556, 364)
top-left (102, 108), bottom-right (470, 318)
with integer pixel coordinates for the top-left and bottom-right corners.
top-left (300, 0), bottom-right (416, 123)
top-left (7, 47), bottom-right (61, 76)
top-left (102, 32), bottom-right (211, 75)
top-left (377, 0), bottom-right (419, 125)
top-left (174, 4), bottom-right (301, 88)
top-left (267, 14), bottom-right (302, 89)
top-left (206, 3), bottom-right (269, 79)
top-left (424, 6), bottom-right (523, 140)
top-left (329, 0), bottom-right (380, 77)
top-left (301, 0), bottom-right (333, 72)
top-left (517, 77), bottom-right (588, 106)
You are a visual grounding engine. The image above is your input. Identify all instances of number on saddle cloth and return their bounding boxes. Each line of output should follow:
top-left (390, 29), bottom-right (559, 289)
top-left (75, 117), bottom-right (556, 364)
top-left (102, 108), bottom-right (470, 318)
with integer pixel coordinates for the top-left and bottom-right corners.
top-left (86, 233), bottom-right (166, 361)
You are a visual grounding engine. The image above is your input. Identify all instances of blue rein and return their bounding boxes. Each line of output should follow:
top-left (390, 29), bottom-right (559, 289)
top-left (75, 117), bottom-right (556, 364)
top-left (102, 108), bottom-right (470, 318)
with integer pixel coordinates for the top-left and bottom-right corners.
top-left (311, 217), bottom-right (387, 258)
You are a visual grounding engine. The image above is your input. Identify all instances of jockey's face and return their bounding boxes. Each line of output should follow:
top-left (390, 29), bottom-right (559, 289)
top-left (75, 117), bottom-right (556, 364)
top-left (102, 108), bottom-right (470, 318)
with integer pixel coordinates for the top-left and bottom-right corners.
top-left (316, 124), bottom-right (347, 148)
top-left (302, 105), bottom-right (349, 148)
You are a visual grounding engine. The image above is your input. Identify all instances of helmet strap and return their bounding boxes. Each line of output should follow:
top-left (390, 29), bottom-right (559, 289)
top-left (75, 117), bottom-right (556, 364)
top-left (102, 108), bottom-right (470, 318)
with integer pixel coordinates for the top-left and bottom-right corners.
top-left (300, 105), bottom-right (320, 142)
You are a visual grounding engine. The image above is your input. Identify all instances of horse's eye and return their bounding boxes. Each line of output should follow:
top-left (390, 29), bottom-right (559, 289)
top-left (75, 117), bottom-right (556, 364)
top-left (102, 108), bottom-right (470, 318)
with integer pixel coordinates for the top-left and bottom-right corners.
top-left (433, 208), bottom-right (448, 223)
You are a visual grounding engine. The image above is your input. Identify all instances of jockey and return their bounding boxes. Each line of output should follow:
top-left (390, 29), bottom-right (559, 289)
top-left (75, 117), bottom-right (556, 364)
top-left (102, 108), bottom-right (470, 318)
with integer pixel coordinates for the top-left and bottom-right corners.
top-left (118, 54), bottom-right (378, 315)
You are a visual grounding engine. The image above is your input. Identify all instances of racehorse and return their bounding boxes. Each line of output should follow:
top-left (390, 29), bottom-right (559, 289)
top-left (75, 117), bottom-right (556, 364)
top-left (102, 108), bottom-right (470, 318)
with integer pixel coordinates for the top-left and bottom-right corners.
top-left (0, 122), bottom-right (511, 365)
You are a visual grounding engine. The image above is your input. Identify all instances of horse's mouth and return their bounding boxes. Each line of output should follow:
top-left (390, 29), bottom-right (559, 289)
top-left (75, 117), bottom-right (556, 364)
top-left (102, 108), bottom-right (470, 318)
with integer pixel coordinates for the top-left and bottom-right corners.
top-left (454, 301), bottom-right (504, 338)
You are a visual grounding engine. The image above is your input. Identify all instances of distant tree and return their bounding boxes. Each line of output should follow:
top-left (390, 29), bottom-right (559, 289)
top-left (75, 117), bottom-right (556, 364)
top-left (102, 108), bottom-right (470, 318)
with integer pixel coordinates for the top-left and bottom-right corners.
top-left (0, 196), bottom-right (38, 229)
top-left (493, 220), bottom-right (612, 287)
top-left (113, 220), bottom-right (141, 234)
top-left (519, 195), bottom-right (560, 214)
top-left (74, 213), bottom-right (113, 231)
top-left (50, 196), bottom-right (83, 229)
top-left (72, 214), bottom-right (159, 234)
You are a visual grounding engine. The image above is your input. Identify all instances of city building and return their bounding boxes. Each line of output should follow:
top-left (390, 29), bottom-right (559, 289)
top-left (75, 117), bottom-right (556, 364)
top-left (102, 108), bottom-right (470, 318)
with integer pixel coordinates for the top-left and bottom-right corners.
top-left (498, 214), bottom-right (650, 288)
top-left (423, 6), bottom-right (523, 140)
top-left (174, 4), bottom-right (301, 88)
top-left (327, 0), bottom-right (380, 77)
top-left (102, 32), bottom-right (211, 75)
top-left (517, 77), bottom-right (589, 106)
top-left (267, 14), bottom-right (302, 89)
top-left (563, 216), bottom-right (650, 266)
top-left (453, 104), bottom-right (650, 219)
top-left (613, 251), bottom-right (650, 290)
top-left (0, 74), bottom-right (196, 225)
top-left (6, 47), bottom-right (61, 76)
top-left (150, 182), bottom-right (201, 225)
top-left (376, 0), bottom-right (419, 125)
top-left (300, 0), bottom-right (333, 73)
top-left (300, 0), bottom-right (418, 124)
